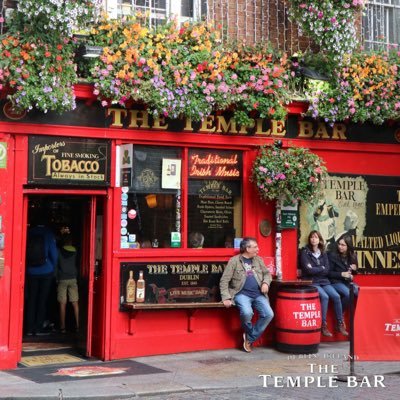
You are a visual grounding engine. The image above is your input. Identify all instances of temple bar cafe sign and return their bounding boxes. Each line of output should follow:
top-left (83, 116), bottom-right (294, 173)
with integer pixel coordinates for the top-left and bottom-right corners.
top-left (120, 262), bottom-right (224, 305)
top-left (28, 136), bottom-right (111, 186)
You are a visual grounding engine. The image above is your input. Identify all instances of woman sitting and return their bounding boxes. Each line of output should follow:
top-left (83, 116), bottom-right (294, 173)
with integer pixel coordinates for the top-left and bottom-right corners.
top-left (300, 230), bottom-right (348, 337)
top-left (328, 235), bottom-right (359, 313)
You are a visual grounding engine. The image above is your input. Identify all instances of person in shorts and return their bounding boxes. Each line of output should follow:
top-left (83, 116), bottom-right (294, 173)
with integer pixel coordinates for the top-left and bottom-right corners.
top-left (56, 234), bottom-right (79, 333)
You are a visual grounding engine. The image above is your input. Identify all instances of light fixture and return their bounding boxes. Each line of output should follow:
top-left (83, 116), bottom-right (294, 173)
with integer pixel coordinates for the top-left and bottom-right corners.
top-left (76, 44), bottom-right (103, 59)
top-left (80, 45), bottom-right (103, 58)
top-left (145, 194), bottom-right (157, 208)
top-left (300, 66), bottom-right (329, 82)
top-left (290, 54), bottom-right (329, 82)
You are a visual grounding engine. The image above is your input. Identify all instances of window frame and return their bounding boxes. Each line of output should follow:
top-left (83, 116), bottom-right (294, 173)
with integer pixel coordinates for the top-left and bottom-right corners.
top-left (104, 0), bottom-right (206, 25)
top-left (117, 143), bottom-right (244, 251)
top-left (363, 0), bottom-right (400, 50)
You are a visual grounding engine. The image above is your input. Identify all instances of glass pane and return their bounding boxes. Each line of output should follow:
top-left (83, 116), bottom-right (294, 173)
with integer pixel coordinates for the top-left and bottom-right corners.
top-left (181, 0), bottom-right (193, 18)
top-left (187, 149), bottom-right (243, 248)
top-left (120, 145), bottom-right (181, 249)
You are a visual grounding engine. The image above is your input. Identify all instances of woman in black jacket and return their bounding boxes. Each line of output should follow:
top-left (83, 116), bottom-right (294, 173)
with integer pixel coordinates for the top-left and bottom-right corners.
top-left (328, 235), bottom-right (359, 312)
top-left (300, 230), bottom-right (348, 337)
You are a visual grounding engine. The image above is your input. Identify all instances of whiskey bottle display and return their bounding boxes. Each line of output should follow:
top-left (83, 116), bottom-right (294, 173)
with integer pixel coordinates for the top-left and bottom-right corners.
top-left (136, 270), bottom-right (145, 303)
top-left (126, 270), bottom-right (136, 303)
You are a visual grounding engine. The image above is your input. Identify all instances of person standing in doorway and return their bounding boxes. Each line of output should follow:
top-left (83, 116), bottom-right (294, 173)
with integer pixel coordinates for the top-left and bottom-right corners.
top-left (56, 234), bottom-right (79, 333)
top-left (25, 214), bottom-right (58, 336)
top-left (219, 237), bottom-right (274, 353)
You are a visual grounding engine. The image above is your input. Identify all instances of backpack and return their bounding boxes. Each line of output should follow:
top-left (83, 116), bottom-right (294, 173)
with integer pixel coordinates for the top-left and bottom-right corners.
top-left (26, 232), bottom-right (47, 266)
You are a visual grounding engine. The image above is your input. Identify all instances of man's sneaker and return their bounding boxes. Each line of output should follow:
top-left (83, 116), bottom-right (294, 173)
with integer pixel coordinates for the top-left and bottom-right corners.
top-left (243, 333), bottom-right (252, 353)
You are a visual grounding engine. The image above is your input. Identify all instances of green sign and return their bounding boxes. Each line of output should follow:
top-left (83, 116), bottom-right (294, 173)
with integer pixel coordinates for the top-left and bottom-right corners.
top-left (280, 202), bottom-right (298, 229)
top-left (0, 142), bottom-right (7, 169)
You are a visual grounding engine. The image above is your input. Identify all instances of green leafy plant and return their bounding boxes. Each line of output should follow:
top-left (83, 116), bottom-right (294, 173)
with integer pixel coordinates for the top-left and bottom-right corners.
top-left (251, 142), bottom-right (327, 203)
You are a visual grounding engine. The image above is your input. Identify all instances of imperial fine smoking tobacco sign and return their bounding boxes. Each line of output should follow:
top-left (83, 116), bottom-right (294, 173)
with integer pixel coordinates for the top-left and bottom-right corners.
top-left (28, 136), bottom-right (111, 186)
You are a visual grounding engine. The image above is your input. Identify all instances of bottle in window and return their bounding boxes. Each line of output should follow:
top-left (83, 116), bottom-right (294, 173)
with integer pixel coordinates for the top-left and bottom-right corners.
top-left (126, 270), bottom-right (136, 303)
top-left (136, 270), bottom-right (145, 303)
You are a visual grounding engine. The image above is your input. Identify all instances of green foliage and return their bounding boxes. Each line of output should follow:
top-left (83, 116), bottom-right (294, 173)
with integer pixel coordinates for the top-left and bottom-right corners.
top-left (251, 142), bottom-right (327, 203)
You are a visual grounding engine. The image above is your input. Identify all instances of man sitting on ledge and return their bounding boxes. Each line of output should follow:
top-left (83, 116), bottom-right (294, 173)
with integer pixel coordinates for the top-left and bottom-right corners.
top-left (219, 237), bottom-right (274, 352)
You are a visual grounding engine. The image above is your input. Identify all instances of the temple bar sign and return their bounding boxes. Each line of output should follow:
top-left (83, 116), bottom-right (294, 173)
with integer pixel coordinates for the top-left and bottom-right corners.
top-left (28, 136), bottom-right (111, 186)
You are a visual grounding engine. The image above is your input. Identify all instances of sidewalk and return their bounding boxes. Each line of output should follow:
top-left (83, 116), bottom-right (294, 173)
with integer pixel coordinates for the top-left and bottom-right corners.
top-left (0, 341), bottom-right (399, 399)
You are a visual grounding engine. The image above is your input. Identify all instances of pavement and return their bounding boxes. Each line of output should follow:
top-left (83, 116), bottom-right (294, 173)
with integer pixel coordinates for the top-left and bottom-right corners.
top-left (0, 341), bottom-right (399, 400)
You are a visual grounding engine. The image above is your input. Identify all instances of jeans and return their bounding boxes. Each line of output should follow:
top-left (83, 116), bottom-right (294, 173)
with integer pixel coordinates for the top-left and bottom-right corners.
top-left (313, 284), bottom-right (343, 324)
top-left (234, 293), bottom-right (274, 343)
top-left (331, 282), bottom-right (359, 310)
top-left (25, 273), bottom-right (53, 334)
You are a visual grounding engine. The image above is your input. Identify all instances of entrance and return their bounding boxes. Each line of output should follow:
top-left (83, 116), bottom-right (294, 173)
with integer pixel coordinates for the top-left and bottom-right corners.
top-left (22, 194), bottom-right (103, 366)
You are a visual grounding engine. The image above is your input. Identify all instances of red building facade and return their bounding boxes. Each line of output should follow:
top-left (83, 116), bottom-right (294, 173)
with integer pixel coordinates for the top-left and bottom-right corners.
top-left (0, 86), bottom-right (399, 369)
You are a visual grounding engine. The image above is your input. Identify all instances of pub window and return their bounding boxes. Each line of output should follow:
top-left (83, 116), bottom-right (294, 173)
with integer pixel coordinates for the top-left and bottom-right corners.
top-left (120, 145), bottom-right (181, 249)
top-left (363, 0), bottom-right (400, 51)
top-left (187, 149), bottom-right (243, 248)
top-left (104, 1), bottom-right (207, 25)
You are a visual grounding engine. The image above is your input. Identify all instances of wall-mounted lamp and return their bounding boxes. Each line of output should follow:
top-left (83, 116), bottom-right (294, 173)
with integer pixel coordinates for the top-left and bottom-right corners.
top-left (145, 194), bottom-right (157, 208)
top-left (290, 54), bottom-right (329, 83)
top-left (80, 44), bottom-right (103, 58)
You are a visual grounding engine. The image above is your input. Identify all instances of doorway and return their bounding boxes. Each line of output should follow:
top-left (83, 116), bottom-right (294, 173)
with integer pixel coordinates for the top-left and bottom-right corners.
top-left (22, 194), bottom-right (103, 366)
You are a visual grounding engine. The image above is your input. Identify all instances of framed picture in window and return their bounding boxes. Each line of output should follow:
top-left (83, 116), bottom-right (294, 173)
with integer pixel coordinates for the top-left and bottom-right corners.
top-left (162, 159), bottom-right (181, 189)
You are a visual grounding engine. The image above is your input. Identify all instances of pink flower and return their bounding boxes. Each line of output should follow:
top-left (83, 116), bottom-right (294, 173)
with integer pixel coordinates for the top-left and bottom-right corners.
top-left (314, 167), bottom-right (322, 174)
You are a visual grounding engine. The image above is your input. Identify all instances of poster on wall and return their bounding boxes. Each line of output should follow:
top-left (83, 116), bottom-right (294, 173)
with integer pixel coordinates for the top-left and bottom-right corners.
top-left (299, 174), bottom-right (400, 275)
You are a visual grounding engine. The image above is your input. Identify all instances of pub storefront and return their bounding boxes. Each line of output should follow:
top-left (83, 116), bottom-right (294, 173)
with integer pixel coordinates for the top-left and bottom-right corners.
top-left (0, 88), bottom-right (399, 369)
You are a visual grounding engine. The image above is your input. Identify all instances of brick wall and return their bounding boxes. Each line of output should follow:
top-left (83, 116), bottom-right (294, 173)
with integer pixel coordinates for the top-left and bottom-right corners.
top-left (207, 0), bottom-right (315, 54)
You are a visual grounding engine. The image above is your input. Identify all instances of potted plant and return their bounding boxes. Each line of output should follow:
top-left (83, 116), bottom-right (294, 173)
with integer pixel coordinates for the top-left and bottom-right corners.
top-left (88, 15), bottom-right (291, 125)
top-left (0, 0), bottom-right (100, 113)
top-left (251, 141), bottom-right (327, 204)
top-left (288, 1), bottom-right (365, 63)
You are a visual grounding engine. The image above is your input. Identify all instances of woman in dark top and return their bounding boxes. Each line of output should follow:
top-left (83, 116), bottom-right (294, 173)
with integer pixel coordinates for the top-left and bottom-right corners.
top-left (300, 230), bottom-right (348, 337)
top-left (328, 235), bottom-right (359, 312)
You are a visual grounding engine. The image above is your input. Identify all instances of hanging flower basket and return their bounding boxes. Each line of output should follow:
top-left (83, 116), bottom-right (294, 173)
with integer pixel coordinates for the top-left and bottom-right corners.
top-left (251, 142), bottom-right (327, 203)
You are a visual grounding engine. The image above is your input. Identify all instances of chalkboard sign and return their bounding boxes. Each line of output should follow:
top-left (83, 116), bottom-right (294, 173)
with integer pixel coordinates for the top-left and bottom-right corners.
top-left (120, 262), bottom-right (225, 306)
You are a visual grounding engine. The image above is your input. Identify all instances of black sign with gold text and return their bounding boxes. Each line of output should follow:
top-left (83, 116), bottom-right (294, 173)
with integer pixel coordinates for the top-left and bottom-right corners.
top-left (28, 136), bottom-right (111, 186)
top-left (120, 262), bottom-right (224, 305)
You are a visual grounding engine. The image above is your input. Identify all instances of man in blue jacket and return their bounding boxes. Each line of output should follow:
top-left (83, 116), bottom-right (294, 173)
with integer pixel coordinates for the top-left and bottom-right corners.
top-left (25, 214), bottom-right (58, 336)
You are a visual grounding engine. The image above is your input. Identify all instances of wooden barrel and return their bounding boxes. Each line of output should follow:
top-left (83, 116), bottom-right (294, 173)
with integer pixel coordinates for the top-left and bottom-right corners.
top-left (275, 285), bottom-right (321, 354)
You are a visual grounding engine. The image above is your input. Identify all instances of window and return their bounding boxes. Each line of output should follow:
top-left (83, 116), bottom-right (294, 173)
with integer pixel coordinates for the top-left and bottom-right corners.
top-left (104, 1), bottom-right (207, 25)
top-left (119, 145), bottom-right (243, 249)
top-left (120, 145), bottom-right (181, 249)
top-left (363, 1), bottom-right (400, 50)
top-left (187, 149), bottom-right (242, 249)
